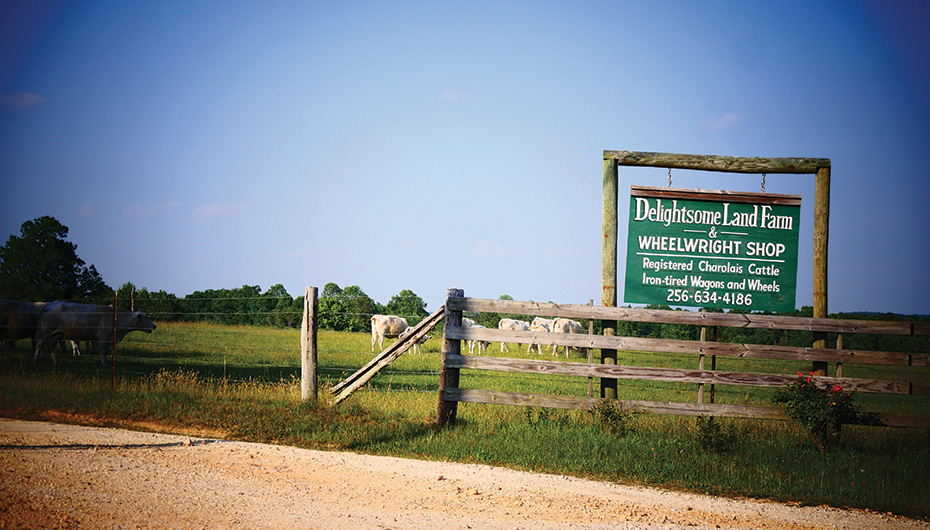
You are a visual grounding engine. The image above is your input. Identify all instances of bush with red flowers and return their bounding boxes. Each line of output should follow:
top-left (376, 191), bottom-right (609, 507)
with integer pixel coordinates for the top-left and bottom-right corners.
top-left (773, 371), bottom-right (859, 451)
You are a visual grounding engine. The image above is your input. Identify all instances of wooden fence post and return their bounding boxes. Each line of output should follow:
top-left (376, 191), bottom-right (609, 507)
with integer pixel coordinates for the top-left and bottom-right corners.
top-left (587, 299), bottom-right (595, 398)
top-left (437, 288), bottom-right (464, 427)
top-left (812, 165), bottom-right (831, 375)
top-left (601, 156), bottom-right (618, 399)
top-left (301, 286), bottom-right (318, 401)
top-left (112, 290), bottom-right (117, 391)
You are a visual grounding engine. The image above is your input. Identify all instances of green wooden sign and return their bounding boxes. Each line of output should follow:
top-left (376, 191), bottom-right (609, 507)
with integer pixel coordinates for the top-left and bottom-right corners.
top-left (624, 186), bottom-right (801, 312)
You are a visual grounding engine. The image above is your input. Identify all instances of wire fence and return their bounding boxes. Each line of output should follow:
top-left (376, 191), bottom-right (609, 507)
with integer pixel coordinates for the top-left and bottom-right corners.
top-left (1, 296), bottom-right (447, 391)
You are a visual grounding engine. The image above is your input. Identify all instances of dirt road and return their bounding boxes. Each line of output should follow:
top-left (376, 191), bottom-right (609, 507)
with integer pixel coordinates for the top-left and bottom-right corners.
top-left (0, 418), bottom-right (925, 530)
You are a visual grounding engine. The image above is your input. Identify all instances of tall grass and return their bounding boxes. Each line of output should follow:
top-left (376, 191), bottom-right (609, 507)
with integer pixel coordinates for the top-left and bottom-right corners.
top-left (1, 321), bottom-right (928, 519)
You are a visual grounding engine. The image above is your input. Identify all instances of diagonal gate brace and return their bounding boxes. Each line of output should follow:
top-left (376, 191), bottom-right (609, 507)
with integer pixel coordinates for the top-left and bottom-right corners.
top-left (330, 306), bottom-right (445, 404)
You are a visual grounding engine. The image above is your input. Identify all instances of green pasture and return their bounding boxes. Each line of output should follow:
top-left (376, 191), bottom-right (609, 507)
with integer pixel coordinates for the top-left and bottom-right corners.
top-left (1, 321), bottom-right (929, 519)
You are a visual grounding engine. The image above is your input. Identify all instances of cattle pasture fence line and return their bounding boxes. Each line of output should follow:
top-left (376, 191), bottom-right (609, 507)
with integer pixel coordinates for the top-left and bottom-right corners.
top-left (436, 289), bottom-right (930, 429)
top-left (3, 299), bottom-right (442, 392)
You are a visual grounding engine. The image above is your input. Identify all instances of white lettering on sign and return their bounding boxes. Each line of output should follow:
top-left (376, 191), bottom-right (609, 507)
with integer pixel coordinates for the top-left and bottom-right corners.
top-left (634, 198), bottom-right (794, 230)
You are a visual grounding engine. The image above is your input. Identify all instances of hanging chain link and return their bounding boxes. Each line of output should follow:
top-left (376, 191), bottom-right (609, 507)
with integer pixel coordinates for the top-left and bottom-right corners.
top-left (761, 173), bottom-right (766, 193)
top-left (667, 168), bottom-right (672, 188)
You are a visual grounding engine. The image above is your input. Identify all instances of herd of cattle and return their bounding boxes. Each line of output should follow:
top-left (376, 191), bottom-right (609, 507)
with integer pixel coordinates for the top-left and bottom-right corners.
top-left (4, 301), bottom-right (584, 364)
top-left (370, 314), bottom-right (587, 356)
top-left (0, 299), bottom-right (156, 365)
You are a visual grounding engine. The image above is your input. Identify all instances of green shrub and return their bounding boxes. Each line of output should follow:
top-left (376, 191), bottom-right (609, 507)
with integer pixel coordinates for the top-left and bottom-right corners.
top-left (773, 372), bottom-right (859, 451)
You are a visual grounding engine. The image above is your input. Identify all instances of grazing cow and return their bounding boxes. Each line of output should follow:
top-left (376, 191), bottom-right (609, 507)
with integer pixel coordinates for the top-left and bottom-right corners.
top-left (33, 301), bottom-right (156, 365)
top-left (462, 318), bottom-right (489, 355)
top-left (370, 314), bottom-right (409, 351)
top-left (527, 321), bottom-right (551, 355)
top-left (550, 317), bottom-right (586, 358)
top-left (529, 317), bottom-right (556, 354)
top-left (397, 326), bottom-right (430, 354)
top-left (0, 299), bottom-right (43, 356)
top-left (497, 318), bottom-right (530, 352)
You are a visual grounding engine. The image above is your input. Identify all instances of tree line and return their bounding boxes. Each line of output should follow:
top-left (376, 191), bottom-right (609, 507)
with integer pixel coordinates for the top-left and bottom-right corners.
top-left (1, 217), bottom-right (926, 351)
top-left (0, 217), bottom-right (428, 332)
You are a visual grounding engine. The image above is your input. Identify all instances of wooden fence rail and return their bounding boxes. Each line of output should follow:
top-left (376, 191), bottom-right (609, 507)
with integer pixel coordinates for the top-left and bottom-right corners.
top-left (437, 292), bottom-right (930, 428)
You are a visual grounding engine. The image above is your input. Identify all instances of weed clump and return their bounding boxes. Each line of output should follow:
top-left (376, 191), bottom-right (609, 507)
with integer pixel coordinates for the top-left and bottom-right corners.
top-left (589, 399), bottom-right (634, 436)
top-left (693, 415), bottom-right (732, 453)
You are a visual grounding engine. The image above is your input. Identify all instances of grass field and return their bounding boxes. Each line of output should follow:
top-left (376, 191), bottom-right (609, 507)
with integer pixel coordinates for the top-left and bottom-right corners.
top-left (1, 320), bottom-right (929, 519)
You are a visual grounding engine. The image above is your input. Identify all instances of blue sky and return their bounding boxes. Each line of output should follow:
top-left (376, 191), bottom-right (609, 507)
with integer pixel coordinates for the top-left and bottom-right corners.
top-left (1, 1), bottom-right (928, 314)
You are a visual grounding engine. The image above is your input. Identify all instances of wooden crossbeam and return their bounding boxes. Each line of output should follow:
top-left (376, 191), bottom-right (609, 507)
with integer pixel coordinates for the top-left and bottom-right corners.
top-left (331, 307), bottom-right (444, 404)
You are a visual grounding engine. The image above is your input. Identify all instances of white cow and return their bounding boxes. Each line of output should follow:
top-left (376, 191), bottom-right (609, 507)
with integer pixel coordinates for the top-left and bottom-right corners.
top-left (527, 321), bottom-right (551, 355)
top-left (497, 318), bottom-right (530, 352)
top-left (397, 326), bottom-right (430, 354)
top-left (550, 317), bottom-right (586, 358)
top-left (462, 318), bottom-right (489, 355)
top-left (529, 317), bottom-right (556, 354)
top-left (370, 315), bottom-right (409, 351)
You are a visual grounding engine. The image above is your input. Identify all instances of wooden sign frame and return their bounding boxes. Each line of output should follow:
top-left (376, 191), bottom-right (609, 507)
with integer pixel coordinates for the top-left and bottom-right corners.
top-left (601, 150), bottom-right (831, 398)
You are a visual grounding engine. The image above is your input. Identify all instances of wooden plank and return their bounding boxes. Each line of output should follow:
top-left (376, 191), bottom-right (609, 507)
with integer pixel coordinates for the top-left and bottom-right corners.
top-left (445, 387), bottom-right (598, 410)
top-left (331, 307), bottom-right (444, 403)
top-left (911, 353), bottom-right (930, 367)
top-left (444, 388), bottom-right (930, 426)
top-left (448, 297), bottom-right (916, 335)
top-left (443, 388), bottom-right (790, 420)
top-left (913, 322), bottom-right (930, 336)
top-left (446, 326), bottom-right (917, 367)
top-left (604, 151), bottom-right (830, 174)
top-left (866, 412), bottom-right (930, 428)
top-left (631, 185), bottom-right (802, 206)
top-left (442, 353), bottom-right (910, 394)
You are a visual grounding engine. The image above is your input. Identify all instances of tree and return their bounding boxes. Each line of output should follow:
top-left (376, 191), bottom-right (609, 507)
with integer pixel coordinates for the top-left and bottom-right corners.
top-left (385, 289), bottom-right (428, 324)
top-left (341, 285), bottom-right (380, 332)
top-left (0, 216), bottom-right (111, 302)
top-left (317, 283), bottom-right (381, 332)
top-left (318, 282), bottom-right (351, 331)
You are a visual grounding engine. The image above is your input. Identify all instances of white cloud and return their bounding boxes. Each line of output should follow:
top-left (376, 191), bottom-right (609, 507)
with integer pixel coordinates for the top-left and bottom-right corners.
top-left (191, 202), bottom-right (249, 221)
top-left (440, 88), bottom-right (463, 102)
top-left (0, 93), bottom-right (47, 111)
top-left (473, 241), bottom-right (511, 257)
top-left (123, 201), bottom-right (184, 219)
top-left (702, 113), bottom-right (744, 131)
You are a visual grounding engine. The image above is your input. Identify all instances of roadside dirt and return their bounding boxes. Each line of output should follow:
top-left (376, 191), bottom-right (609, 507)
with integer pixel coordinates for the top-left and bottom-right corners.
top-left (0, 418), bottom-right (926, 530)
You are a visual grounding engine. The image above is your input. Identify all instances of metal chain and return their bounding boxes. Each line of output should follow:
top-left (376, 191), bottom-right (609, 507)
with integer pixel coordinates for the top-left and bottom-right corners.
top-left (761, 173), bottom-right (766, 193)
top-left (667, 168), bottom-right (672, 187)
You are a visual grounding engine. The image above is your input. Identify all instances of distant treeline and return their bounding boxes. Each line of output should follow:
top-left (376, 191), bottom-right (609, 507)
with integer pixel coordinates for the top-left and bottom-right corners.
top-left (115, 281), bottom-right (429, 332)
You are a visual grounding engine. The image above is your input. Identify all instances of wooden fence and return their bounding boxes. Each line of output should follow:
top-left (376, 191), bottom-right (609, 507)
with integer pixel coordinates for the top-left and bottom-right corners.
top-left (436, 289), bottom-right (930, 428)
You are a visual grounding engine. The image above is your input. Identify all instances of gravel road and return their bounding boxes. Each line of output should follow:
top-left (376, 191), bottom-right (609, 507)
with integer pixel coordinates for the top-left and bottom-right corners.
top-left (0, 418), bottom-right (925, 530)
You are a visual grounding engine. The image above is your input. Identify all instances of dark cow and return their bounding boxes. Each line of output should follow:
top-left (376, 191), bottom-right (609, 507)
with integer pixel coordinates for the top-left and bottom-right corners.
top-left (0, 299), bottom-right (43, 357)
top-left (34, 301), bottom-right (156, 365)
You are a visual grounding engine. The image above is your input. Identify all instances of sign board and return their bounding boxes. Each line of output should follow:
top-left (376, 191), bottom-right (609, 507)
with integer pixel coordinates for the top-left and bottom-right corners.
top-left (624, 186), bottom-right (801, 312)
